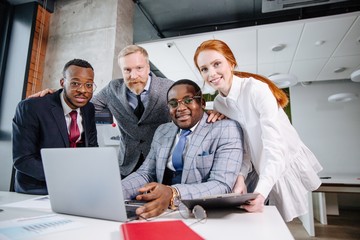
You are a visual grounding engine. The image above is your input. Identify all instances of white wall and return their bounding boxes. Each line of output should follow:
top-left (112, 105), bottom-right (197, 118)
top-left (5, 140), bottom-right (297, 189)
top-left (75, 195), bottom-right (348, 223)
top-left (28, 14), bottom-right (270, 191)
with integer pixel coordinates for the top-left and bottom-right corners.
top-left (290, 80), bottom-right (360, 176)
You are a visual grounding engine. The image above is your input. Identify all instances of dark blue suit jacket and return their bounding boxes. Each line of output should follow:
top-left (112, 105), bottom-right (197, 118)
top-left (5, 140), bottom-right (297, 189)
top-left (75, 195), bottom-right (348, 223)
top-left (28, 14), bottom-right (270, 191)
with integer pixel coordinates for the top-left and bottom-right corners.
top-left (12, 89), bottom-right (98, 194)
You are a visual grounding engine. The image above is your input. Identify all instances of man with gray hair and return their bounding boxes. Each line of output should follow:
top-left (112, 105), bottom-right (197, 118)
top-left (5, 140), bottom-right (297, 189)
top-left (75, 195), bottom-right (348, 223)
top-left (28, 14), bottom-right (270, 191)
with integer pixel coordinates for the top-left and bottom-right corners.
top-left (92, 45), bottom-right (173, 177)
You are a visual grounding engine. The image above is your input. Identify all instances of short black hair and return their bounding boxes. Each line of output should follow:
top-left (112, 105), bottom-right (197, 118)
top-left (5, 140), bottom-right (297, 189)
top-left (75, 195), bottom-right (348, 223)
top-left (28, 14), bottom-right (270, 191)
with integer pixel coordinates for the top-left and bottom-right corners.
top-left (62, 59), bottom-right (94, 77)
top-left (167, 79), bottom-right (202, 100)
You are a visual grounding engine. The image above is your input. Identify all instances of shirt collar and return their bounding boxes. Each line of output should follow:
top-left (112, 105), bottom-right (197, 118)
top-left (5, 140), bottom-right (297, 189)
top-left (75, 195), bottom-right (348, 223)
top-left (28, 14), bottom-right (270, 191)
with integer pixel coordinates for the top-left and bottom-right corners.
top-left (60, 90), bottom-right (79, 115)
top-left (178, 121), bottom-right (199, 135)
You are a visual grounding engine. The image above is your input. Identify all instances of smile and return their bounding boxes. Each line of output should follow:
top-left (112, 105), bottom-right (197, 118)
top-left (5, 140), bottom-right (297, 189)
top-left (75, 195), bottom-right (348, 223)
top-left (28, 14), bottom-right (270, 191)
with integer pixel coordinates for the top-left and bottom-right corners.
top-left (209, 76), bottom-right (222, 84)
top-left (176, 114), bottom-right (191, 121)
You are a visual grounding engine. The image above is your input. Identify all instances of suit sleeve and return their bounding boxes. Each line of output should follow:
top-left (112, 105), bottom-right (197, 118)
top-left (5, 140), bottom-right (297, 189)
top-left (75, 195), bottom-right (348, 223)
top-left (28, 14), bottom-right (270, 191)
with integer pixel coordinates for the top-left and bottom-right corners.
top-left (84, 104), bottom-right (98, 147)
top-left (91, 83), bottom-right (110, 113)
top-left (121, 141), bottom-right (158, 199)
top-left (121, 125), bottom-right (168, 199)
top-left (176, 121), bottom-right (244, 199)
top-left (12, 101), bottom-right (45, 181)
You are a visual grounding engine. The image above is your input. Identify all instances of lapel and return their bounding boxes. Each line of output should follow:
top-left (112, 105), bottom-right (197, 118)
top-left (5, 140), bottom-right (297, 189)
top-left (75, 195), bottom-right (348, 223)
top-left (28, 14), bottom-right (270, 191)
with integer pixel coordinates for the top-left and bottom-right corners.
top-left (50, 90), bottom-right (69, 146)
top-left (181, 113), bottom-right (210, 182)
top-left (117, 80), bottom-right (137, 119)
top-left (157, 123), bottom-right (178, 182)
top-left (80, 107), bottom-right (88, 147)
top-left (139, 74), bottom-right (160, 122)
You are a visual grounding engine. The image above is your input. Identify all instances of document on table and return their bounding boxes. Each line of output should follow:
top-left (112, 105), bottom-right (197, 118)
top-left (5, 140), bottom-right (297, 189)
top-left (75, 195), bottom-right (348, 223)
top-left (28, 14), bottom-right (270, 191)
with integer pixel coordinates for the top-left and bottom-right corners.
top-left (1, 196), bottom-right (51, 211)
top-left (0, 214), bottom-right (84, 240)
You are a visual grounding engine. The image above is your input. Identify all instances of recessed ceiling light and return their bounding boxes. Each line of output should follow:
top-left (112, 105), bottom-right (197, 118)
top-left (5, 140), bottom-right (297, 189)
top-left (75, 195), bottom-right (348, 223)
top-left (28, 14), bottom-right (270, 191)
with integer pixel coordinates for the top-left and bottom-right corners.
top-left (315, 40), bottom-right (326, 46)
top-left (268, 73), bottom-right (298, 88)
top-left (328, 93), bottom-right (358, 103)
top-left (334, 67), bottom-right (346, 73)
top-left (271, 44), bottom-right (286, 52)
top-left (350, 69), bottom-right (360, 82)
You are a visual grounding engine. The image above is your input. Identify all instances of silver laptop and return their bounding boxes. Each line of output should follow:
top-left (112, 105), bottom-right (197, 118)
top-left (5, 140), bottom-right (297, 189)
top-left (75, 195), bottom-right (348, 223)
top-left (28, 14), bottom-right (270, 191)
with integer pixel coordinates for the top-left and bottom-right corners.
top-left (41, 147), bottom-right (138, 222)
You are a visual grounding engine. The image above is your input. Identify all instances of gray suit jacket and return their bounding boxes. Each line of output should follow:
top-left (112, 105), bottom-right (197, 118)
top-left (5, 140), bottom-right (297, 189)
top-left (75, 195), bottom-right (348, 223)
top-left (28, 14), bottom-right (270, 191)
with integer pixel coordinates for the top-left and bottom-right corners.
top-left (91, 73), bottom-right (173, 176)
top-left (122, 113), bottom-right (244, 200)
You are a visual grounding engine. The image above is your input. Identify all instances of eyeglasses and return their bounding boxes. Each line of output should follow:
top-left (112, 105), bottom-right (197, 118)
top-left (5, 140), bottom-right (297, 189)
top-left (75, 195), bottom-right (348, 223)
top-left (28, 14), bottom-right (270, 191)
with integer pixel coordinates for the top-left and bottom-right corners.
top-left (167, 96), bottom-right (202, 109)
top-left (67, 81), bottom-right (97, 92)
top-left (132, 204), bottom-right (207, 226)
top-left (179, 204), bottom-right (207, 226)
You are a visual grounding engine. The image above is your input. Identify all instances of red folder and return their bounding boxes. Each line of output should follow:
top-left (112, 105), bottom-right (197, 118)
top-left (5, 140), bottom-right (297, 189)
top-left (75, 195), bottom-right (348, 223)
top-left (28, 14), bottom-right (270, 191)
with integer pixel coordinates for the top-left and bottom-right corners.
top-left (120, 220), bottom-right (204, 240)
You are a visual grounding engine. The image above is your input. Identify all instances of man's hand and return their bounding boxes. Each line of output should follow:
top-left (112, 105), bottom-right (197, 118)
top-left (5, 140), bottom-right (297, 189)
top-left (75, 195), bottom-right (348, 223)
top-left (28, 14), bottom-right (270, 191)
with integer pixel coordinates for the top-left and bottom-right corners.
top-left (134, 182), bottom-right (173, 219)
top-left (241, 193), bottom-right (265, 213)
top-left (27, 88), bottom-right (55, 98)
top-left (206, 110), bottom-right (227, 123)
top-left (232, 175), bottom-right (247, 194)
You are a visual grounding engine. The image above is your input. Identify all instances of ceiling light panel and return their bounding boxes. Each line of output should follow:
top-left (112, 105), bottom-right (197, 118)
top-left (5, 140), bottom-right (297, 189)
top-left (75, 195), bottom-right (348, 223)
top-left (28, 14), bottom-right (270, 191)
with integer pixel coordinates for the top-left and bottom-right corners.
top-left (290, 58), bottom-right (328, 82)
top-left (333, 16), bottom-right (360, 57)
top-left (258, 61), bottom-right (291, 78)
top-left (257, 23), bottom-right (303, 64)
top-left (317, 55), bottom-right (360, 81)
top-left (214, 28), bottom-right (257, 67)
top-left (138, 41), bottom-right (198, 81)
top-left (294, 15), bottom-right (356, 60)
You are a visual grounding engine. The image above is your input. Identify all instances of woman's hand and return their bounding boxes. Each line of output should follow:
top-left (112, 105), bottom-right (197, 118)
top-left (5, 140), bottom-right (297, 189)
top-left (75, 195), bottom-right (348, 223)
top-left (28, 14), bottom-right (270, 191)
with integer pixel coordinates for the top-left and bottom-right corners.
top-left (27, 88), bottom-right (55, 98)
top-left (233, 175), bottom-right (247, 194)
top-left (241, 193), bottom-right (265, 213)
top-left (206, 110), bottom-right (227, 123)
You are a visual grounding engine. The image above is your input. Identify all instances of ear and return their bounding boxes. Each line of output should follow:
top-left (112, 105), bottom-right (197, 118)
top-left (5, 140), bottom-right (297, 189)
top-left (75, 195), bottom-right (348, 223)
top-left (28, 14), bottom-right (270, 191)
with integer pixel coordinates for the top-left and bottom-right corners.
top-left (201, 97), bottom-right (206, 109)
top-left (60, 78), bottom-right (65, 87)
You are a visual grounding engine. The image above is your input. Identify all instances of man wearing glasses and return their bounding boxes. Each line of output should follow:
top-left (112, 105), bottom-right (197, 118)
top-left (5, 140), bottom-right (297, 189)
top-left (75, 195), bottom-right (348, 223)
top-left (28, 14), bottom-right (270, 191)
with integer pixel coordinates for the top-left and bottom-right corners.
top-left (122, 79), bottom-right (244, 219)
top-left (12, 59), bottom-right (98, 194)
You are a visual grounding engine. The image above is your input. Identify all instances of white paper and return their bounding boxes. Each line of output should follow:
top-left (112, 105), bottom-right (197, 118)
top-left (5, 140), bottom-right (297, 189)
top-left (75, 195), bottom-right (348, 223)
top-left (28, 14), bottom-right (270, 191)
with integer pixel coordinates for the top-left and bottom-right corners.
top-left (1, 196), bottom-right (51, 211)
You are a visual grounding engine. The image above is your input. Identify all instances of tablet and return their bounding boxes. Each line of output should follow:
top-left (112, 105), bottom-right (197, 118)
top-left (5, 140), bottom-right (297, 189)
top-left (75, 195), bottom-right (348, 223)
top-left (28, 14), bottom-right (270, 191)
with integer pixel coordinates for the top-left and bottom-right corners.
top-left (181, 193), bottom-right (259, 210)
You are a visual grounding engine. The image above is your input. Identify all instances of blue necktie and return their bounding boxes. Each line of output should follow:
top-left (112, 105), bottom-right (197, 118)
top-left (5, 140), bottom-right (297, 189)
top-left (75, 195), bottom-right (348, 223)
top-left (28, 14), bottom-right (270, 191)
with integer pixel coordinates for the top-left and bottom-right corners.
top-left (172, 129), bottom-right (191, 171)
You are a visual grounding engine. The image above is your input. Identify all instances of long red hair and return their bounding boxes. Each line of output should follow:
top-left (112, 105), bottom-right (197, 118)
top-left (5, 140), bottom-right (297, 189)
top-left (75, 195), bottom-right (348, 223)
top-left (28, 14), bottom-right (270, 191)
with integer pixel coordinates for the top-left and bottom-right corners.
top-left (194, 39), bottom-right (288, 108)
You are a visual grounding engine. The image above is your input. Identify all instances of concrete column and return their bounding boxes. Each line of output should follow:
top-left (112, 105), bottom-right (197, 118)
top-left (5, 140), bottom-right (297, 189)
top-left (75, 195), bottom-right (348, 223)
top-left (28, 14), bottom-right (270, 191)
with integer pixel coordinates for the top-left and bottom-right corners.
top-left (43, 0), bottom-right (134, 91)
top-left (113, 0), bottom-right (134, 79)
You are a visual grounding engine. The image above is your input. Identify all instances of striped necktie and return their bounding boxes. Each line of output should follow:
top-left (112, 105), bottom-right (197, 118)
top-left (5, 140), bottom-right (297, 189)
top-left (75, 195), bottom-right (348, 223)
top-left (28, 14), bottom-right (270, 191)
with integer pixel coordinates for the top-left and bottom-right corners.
top-left (69, 111), bottom-right (80, 148)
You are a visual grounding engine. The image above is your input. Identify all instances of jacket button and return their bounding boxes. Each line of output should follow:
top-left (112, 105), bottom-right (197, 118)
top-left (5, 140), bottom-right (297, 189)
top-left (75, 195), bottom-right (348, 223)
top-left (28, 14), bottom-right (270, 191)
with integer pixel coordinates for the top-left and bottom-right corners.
top-left (140, 140), bottom-right (144, 143)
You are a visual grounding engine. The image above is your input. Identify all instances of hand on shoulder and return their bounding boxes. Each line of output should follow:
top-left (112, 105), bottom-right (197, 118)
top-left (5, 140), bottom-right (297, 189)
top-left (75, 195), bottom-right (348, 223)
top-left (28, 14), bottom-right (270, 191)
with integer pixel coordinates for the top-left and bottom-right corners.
top-left (27, 88), bottom-right (55, 98)
top-left (206, 110), bottom-right (227, 123)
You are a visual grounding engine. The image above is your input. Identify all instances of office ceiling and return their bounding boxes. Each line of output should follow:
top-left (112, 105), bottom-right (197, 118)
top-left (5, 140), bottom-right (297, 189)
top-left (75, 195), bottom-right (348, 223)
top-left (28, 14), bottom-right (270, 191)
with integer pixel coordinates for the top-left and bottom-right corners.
top-left (133, 0), bottom-right (360, 92)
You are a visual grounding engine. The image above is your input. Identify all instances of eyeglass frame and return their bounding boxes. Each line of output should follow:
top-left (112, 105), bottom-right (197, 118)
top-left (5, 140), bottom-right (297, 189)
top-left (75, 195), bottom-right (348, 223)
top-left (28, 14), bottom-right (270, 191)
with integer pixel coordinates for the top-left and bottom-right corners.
top-left (167, 95), bottom-right (202, 109)
top-left (132, 204), bottom-right (207, 227)
top-left (64, 79), bottom-right (97, 93)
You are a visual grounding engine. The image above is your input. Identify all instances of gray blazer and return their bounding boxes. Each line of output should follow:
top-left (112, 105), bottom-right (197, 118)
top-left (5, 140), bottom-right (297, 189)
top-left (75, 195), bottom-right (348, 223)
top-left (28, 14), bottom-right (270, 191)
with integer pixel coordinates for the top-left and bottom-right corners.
top-left (122, 113), bottom-right (244, 200)
top-left (91, 74), bottom-right (173, 176)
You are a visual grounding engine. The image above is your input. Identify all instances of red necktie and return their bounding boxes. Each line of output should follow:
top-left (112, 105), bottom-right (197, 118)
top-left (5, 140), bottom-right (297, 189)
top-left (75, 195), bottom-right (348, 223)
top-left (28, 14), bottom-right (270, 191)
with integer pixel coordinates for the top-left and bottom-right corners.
top-left (69, 111), bottom-right (80, 148)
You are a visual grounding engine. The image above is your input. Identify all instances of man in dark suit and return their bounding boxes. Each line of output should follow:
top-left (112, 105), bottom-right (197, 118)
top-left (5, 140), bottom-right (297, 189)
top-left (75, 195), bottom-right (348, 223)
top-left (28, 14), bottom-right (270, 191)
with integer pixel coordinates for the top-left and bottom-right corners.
top-left (12, 59), bottom-right (98, 195)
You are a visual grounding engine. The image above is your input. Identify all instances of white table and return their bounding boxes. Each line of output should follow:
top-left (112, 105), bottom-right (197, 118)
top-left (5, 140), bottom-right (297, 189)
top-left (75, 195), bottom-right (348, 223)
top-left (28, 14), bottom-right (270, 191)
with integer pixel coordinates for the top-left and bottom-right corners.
top-left (0, 191), bottom-right (294, 240)
top-left (300, 174), bottom-right (360, 237)
top-left (313, 174), bottom-right (360, 224)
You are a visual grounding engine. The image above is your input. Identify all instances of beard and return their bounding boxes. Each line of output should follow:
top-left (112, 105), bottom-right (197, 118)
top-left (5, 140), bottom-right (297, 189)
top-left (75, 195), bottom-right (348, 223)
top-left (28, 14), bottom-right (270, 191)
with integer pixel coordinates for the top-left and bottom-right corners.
top-left (127, 80), bottom-right (146, 95)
